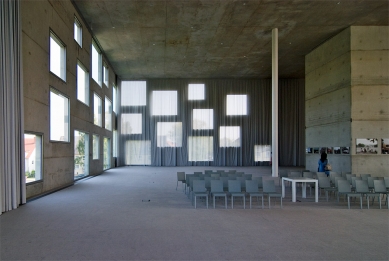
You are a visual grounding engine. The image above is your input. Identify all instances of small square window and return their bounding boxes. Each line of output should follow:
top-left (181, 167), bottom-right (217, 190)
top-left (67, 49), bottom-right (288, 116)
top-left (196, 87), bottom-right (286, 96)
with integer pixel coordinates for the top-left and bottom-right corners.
top-left (125, 140), bottom-right (151, 165)
top-left (50, 89), bottom-right (69, 142)
top-left (93, 134), bottom-right (99, 160)
top-left (74, 17), bottom-right (82, 47)
top-left (193, 109), bottom-right (213, 130)
top-left (121, 81), bottom-right (147, 106)
top-left (50, 31), bottom-right (66, 81)
top-left (254, 145), bottom-right (271, 162)
top-left (157, 122), bottom-right (182, 147)
top-left (121, 114), bottom-right (142, 134)
top-left (220, 126), bottom-right (240, 147)
top-left (77, 61), bottom-right (89, 105)
top-left (226, 95), bottom-right (247, 115)
top-left (93, 93), bottom-right (102, 127)
top-left (188, 84), bottom-right (205, 100)
top-left (152, 91), bottom-right (177, 116)
top-left (92, 41), bottom-right (102, 86)
top-left (188, 136), bottom-right (213, 161)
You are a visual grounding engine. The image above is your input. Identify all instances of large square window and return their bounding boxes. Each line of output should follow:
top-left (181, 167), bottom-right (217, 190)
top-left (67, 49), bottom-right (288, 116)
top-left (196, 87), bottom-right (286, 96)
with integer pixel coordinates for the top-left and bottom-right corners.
top-left (125, 140), bottom-right (151, 165)
top-left (105, 97), bottom-right (112, 131)
top-left (103, 63), bottom-right (109, 87)
top-left (193, 109), bottom-right (213, 130)
top-left (50, 89), bottom-right (69, 142)
top-left (24, 133), bottom-right (42, 183)
top-left (74, 17), bottom-right (82, 47)
top-left (121, 81), bottom-right (146, 106)
top-left (220, 126), bottom-right (240, 147)
top-left (103, 137), bottom-right (111, 170)
top-left (93, 134), bottom-right (99, 160)
top-left (152, 91), bottom-right (177, 116)
top-left (94, 93), bottom-right (102, 127)
top-left (50, 31), bottom-right (66, 81)
top-left (188, 83), bottom-right (205, 100)
top-left (226, 95), bottom-right (247, 115)
top-left (74, 130), bottom-right (89, 179)
top-left (188, 136), bottom-right (213, 161)
top-left (254, 145), bottom-right (271, 162)
top-left (157, 122), bottom-right (182, 147)
top-left (91, 41), bottom-right (102, 86)
top-left (121, 114), bottom-right (142, 134)
top-left (77, 61), bottom-right (89, 105)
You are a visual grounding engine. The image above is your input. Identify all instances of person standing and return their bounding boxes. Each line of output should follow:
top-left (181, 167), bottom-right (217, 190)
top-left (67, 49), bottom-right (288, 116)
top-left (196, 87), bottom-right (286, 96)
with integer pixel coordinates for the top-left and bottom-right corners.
top-left (318, 152), bottom-right (329, 176)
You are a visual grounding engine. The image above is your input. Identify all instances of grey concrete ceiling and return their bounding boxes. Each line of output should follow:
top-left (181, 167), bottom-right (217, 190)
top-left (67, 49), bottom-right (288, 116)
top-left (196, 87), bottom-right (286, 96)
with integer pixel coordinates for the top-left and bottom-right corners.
top-left (73, 0), bottom-right (388, 79)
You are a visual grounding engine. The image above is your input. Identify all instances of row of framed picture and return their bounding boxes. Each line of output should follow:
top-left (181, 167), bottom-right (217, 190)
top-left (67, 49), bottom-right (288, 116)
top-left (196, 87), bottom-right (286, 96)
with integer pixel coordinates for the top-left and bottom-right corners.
top-left (307, 138), bottom-right (389, 155)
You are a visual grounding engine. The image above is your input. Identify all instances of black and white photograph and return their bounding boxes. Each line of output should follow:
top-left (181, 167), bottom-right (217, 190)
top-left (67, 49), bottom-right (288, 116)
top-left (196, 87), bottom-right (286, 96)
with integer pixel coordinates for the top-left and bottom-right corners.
top-left (356, 139), bottom-right (378, 154)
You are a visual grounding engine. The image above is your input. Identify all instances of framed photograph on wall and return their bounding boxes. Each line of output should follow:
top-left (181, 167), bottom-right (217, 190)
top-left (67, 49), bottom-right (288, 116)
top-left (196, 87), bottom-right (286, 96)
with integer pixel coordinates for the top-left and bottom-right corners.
top-left (306, 148), bottom-right (312, 154)
top-left (356, 138), bottom-right (378, 154)
top-left (381, 139), bottom-right (389, 154)
top-left (341, 147), bottom-right (350, 154)
top-left (313, 147), bottom-right (319, 154)
top-left (334, 147), bottom-right (341, 154)
top-left (327, 147), bottom-right (333, 154)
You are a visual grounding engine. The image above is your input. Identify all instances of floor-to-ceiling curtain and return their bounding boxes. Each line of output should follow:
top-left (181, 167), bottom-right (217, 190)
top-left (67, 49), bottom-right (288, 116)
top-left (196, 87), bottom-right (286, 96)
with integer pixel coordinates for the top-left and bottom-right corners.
top-left (0, 0), bottom-right (26, 215)
top-left (118, 78), bottom-right (304, 167)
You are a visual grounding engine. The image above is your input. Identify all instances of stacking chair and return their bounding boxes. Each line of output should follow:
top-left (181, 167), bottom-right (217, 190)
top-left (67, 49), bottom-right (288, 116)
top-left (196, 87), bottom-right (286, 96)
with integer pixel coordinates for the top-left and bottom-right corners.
top-left (228, 170), bottom-right (237, 173)
top-left (185, 174), bottom-right (194, 195)
top-left (210, 180), bottom-right (227, 209)
top-left (252, 177), bottom-right (263, 191)
top-left (243, 174), bottom-right (252, 180)
top-left (220, 177), bottom-right (229, 192)
top-left (337, 180), bottom-right (360, 209)
top-left (346, 174), bottom-right (356, 185)
top-left (188, 176), bottom-right (201, 199)
top-left (351, 176), bottom-right (362, 192)
top-left (176, 172), bottom-right (186, 191)
top-left (330, 173), bottom-right (341, 186)
top-left (221, 172), bottom-right (229, 177)
top-left (228, 174), bottom-right (237, 179)
top-left (204, 177), bottom-right (213, 192)
top-left (278, 169), bottom-right (288, 186)
top-left (385, 177), bottom-right (389, 192)
top-left (316, 172), bottom-right (327, 178)
top-left (373, 180), bottom-right (389, 209)
top-left (204, 170), bottom-right (212, 174)
top-left (303, 172), bottom-right (315, 196)
top-left (355, 180), bottom-right (376, 209)
top-left (245, 180), bottom-right (264, 209)
top-left (367, 177), bottom-right (378, 192)
top-left (289, 171), bottom-right (302, 178)
top-left (318, 177), bottom-right (337, 201)
top-left (360, 174), bottom-right (371, 181)
top-left (237, 177), bottom-right (246, 192)
top-left (211, 173), bottom-right (220, 179)
top-left (228, 180), bottom-right (245, 209)
top-left (192, 180), bottom-right (208, 209)
top-left (263, 180), bottom-right (282, 208)
top-left (236, 172), bottom-right (244, 177)
top-left (194, 172), bottom-right (203, 176)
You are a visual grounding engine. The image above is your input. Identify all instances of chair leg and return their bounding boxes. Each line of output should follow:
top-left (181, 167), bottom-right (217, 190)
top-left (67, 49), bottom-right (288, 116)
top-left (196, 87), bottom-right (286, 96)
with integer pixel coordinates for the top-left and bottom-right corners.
top-left (250, 196), bottom-right (252, 209)
top-left (280, 196), bottom-right (282, 208)
top-left (243, 196), bottom-right (245, 209)
top-left (347, 196), bottom-right (350, 209)
top-left (206, 196), bottom-right (208, 209)
top-left (268, 196), bottom-right (271, 209)
top-left (232, 196), bottom-right (234, 209)
top-left (360, 196), bottom-right (363, 209)
top-left (213, 195), bottom-right (215, 209)
top-left (176, 181), bottom-right (178, 190)
top-left (367, 196), bottom-right (369, 209)
top-left (194, 196), bottom-right (197, 209)
top-left (261, 196), bottom-right (264, 209)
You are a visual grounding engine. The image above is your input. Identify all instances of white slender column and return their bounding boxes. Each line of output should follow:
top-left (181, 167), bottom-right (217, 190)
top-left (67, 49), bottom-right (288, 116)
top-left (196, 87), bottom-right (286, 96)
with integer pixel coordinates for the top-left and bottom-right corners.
top-left (272, 28), bottom-right (279, 177)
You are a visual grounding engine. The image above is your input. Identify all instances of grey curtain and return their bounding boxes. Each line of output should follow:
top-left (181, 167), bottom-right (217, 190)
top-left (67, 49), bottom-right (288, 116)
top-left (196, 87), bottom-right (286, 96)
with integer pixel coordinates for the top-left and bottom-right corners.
top-left (118, 78), bottom-right (304, 167)
top-left (0, 0), bottom-right (26, 214)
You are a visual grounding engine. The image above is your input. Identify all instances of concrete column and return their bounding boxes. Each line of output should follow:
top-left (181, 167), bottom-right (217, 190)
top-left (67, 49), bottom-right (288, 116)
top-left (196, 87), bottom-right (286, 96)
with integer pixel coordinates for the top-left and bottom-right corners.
top-left (272, 28), bottom-right (278, 177)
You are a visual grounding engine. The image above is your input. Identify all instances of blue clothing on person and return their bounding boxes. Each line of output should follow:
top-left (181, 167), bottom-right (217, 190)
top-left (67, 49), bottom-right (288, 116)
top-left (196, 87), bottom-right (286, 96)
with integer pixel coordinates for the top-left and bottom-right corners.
top-left (318, 159), bottom-right (329, 176)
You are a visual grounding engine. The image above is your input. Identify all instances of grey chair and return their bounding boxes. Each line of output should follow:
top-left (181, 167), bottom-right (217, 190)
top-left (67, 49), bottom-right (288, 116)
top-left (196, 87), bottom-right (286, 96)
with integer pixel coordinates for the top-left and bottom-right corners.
top-left (367, 177), bottom-right (378, 192)
top-left (262, 180), bottom-right (282, 208)
top-left (194, 172), bottom-right (203, 176)
top-left (210, 180), bottom-right (227, 209)
top-left (236, 172), bottom-right (244, 177)
top-left (278, 169), bottom-right (288, 186)
top-left (228, 180), bottom-right (245, 209)
top-left (385, 177), bottom-right (389, 192)
top-left (237, 177), bottom-right (246, 192)
top-left (176, 172), bottom-right (186, 192)
top-left (337, 180), bottom-right (360, 209)
top-left (373, 180), bottom-right (389, 209)
top-left (243, 174), bottom-right (252, 180)
top-left (211, 173), bottom-right (220, 179)
top-left (252, 177), bottom-right (263, 191)
top-left (360, 174), bottom-right (371, 181)
top-left (220, 177), bottom-right (229, 192)
top-left (316, 172), bottom-right (327, 178)
top-left (192, 180), bottom-right (208, 209)
top-left (318, 177), bottom-right (337, 201)
top-left (245, 180), bottom-right (264, 209)
top-left (188, 176), bottom-right (201, 199)
top-left (355, 180), bottom-right (376, 209)
top-left (204, 170), bottom-right (212, 174)
top-left (228, 174), bottom-right (237, 179)
top-left (351, 176), bottom-right (362, 192)
top-left (204, 176), bottom-right (213, 192)
top-left (303, 172), bottom-right (315, 196)
top-left (228, 170), bottom-right (237, 173)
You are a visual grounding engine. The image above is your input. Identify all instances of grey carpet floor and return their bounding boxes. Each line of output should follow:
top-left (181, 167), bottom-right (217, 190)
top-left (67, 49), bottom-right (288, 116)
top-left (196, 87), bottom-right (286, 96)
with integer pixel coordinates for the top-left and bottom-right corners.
top-left (1, 166), bottom-right (388, 261)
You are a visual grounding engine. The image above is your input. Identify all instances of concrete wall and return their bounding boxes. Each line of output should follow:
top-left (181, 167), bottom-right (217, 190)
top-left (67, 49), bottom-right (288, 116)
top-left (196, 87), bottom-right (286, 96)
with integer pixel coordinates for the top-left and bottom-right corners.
top-left (22, 0), bottom-right (116, 199)
top-left (305, 26), bottom-right (389, 176)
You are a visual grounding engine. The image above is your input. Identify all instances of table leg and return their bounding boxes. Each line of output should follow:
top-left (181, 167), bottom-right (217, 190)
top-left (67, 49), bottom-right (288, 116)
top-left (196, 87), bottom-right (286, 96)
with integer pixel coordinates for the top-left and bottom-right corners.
top-left (302, 182), bottom-right (306, 198)
top-left (292, 181), bottom-right (296, 202)
top-left (315, 181), bottom-right (319, 202)
top-left (282, 178), bottom-right (285, 198)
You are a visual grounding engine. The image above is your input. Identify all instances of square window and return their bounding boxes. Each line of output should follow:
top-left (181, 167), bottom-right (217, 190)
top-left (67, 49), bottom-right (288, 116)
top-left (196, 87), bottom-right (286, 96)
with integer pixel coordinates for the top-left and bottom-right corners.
top-left (125, 140), bottom-right (151, 165)
top-left (24, 133), bottom-right (42, 183)
top-left (121, 114), bottom-right (142, 134)
top-left (93, 134), bottom-right (99, 160)
top-left (220, 126), bottom-right (240, 147)
top-left (103, 137), bottom-right (111, 170)
top-left (193, 109), bottom-right (213, 130)
top-left (157, 122), bottom-right (182, 147)
top-left (77, 61), bottom-right (89, 105)
top-left (103, 63), bottom-right (109, 87)
top-left (226, 95), bottom-right (247, 115)
top-left (188, 83), bottom-right (205, 100)
top-left (94, 93), bottom-right (102, 127)
top-left (188, 136), bottom-right (213, 161)
top-left (50, 89), bottom-right (69, 142)
top-left (105, 97), bottom-right (112, 130)
top-left (121, 81), bottom-right (147, 106)
top-left (254, 145), bottom-right (271, 162)
top-left (74, 17), bottom-right (82, 47)
top-left (74, 130), bottom-right (89, 179)
top-left (92, 41), bottom-right (102, 86)
top-left (50, 32), bottom-right (66, 81)
top-left (152, 91), bottom-right (177, 116)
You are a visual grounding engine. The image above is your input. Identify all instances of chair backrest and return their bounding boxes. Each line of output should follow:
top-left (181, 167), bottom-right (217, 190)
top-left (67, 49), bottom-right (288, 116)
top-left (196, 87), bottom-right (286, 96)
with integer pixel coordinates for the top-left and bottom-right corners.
top-left (237, 177), bottom-right (246, 188)
top-left (374, 180), bottom-right (387, 193)
top-left (193, 180), bottom-right (207, 193)
top-left (355, 180), bottom-right (369, 193)
top-left (221, 173), bottom-right (229, 177)
top-left (289, 171), bottom-right (302, 178)
top-left (194, 172), bottom-right (203, 176)
top-left (190, 177), bottom-right (201, 189)
top-left (243, 174), bottom-right (252, 180)
top-left (360, 174), bottom-right (371, 180)
top-left (303, 172), bottom-right (314, 179)
top-left (211, 180), bottom-right (224, 193)
top-left (252, 177), bottom-right (263, 188)
top-left (177, 172), bottom-right (185, 181)
top-left (384, 177), bottom-right (389, 189)
top-left (351, 177), bottom-right (362, 188)
top-left (346, 174), bottom-right (352, 184)
top-left (367, 177), bottom-right (378, 188)
top-left (228, 174), bottom-right (237, 179)
top-left (228, 170), bottom-right (237, 173)
top-left (220, 177), bottom-right (229, 189)
top-left (204, 177), bottom-right (213, 188)
top-left (318, 177), bottom-right (331, 188)
top-left (279, 170), bottom-right (288, 178)
top-left (236, 172), bottom-right (244, 177)
top-left (334, 177), bottom-right (346, 188)
top-left (211, 173), bottom-right (220, 179)
top-left (228, 180), bottom-right (242, 193)
top-left (263, 180), bottom-right (276, 193)
top-left (217, 170), bottom-right (225, 173)
top-left (316, 172), bottom-right (327, 178)
top-left (330, 173), bottom-right (341, 184)
top-left (337, 180), bottom-right (351, 193)
top-left (204, 170), bottom-right (212, 174)
top-left (245, 180), bottom-right (259, 193)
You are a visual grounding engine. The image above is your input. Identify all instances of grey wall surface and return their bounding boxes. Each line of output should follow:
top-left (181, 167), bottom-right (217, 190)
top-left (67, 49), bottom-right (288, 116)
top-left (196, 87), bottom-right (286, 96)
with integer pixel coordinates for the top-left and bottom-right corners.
top-left (305, 26), bottom-right (389, 176)
top-left (22, 0), bottom-right (116, 199)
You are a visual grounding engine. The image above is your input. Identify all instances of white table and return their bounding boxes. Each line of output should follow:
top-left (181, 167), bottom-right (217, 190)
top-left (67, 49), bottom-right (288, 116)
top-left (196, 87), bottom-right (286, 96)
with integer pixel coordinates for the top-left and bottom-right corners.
top-left (282, 177), bottom-right (318, 203)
